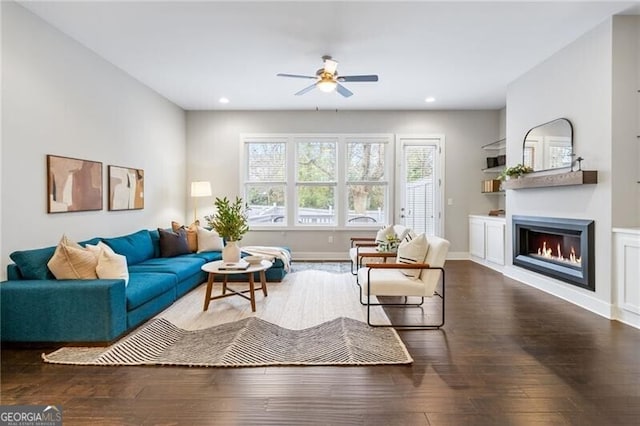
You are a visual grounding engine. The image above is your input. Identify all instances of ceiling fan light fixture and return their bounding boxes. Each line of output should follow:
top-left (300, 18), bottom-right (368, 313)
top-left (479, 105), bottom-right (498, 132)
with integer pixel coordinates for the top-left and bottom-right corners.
top-left (425, 96), bottom-right (436, 103)
top-left (317, 79), bottom-right (337, 93)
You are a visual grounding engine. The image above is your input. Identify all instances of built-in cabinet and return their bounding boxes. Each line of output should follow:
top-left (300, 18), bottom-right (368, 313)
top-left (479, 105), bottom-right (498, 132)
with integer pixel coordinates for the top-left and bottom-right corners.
top-left (469, 215), bottom-right (506, 271)
top-left (613, 228), bottom-right (640, 329)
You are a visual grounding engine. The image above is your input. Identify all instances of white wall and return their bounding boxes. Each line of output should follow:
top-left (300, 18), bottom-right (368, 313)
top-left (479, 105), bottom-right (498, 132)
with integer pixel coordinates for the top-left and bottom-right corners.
top-left (1, 3), bottom-right (187, 279)
top-left (186, 110), bottom-right (501, 258)
top-left (505, 17), bottom-right (639, 318)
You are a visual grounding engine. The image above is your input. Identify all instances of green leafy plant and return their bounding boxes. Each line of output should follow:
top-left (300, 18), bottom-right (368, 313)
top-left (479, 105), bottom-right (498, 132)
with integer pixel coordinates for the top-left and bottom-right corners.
top-left (498, 164), bottom-right (534, 181)
top-left (377, 234), bottom-right (400, 253)
top-left (205, 196), bottom-right (249, 241)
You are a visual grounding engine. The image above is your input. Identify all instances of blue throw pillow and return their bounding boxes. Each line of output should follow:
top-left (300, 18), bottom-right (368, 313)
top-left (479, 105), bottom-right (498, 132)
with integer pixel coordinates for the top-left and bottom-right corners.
top-left (9, 246), bottom-right (56, 280)
top-left (102, 230), bottom-right (154, 265)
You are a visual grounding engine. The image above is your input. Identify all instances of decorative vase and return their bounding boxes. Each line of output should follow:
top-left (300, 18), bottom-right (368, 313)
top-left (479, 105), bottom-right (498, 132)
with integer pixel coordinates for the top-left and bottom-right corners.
top-left (222, 240), bottom-right (241, 263)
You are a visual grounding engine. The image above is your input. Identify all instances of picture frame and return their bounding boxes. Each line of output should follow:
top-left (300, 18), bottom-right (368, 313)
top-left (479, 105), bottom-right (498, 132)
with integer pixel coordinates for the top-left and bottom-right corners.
top-left (108, 165), bottom-right (144, 211)
top-left (47, 154), bottom-right (103, 213)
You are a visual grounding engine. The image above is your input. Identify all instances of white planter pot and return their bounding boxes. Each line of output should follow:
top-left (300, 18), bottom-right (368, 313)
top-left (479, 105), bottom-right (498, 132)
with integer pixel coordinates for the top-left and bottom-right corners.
top-left (222, 240), bottom-right (241, 263)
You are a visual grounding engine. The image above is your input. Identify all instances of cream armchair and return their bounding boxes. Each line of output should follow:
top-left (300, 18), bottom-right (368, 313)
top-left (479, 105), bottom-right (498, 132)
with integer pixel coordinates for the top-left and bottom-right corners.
top-left (357, 235), bottom-right (450, 329)
top-left (349, 224), bottom-right (409, 275)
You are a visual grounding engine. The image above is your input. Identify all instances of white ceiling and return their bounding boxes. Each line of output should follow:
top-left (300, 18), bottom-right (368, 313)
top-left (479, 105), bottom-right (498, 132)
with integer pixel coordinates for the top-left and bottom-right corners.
top-left (19, 1), bottom-right (640, 111)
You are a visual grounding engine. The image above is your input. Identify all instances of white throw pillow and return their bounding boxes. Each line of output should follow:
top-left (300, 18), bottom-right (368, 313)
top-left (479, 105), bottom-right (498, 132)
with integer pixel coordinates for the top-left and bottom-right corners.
top-left (96, 249), bottom-right (129, 286)
top-left (401, 229), bottom-right (417, 244)
top-left (85, 241), bottom-right (115, 256)
top-left (375, 225), bottom-right (396, 244)
top-left (396, 233), bottom-right (429, 279)
top-left (197, 227), bottom-right (224, 252)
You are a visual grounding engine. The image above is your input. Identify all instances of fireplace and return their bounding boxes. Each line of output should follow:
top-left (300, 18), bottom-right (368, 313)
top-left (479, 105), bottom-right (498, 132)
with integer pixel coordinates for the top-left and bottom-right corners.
top-left (512, 216), bottom-right (595, 291)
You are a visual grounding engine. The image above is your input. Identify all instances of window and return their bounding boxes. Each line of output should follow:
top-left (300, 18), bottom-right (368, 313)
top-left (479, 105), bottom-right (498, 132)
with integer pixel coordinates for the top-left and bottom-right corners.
top-left (244, 140), bottom-right (287, 225)
top-left (346, 139), bottom-right (388, 225)
top-left (242, 134), bottom-right (391, 227)
top-left (296, 138), bottom-right (337, 225)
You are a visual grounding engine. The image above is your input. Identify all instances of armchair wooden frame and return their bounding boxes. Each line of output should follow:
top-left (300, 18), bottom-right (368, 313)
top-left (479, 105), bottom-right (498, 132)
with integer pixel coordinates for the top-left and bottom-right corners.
top-left (349, 237), bottom-right (396, 277)
top-left (361, 263), bottom-right (445, 330)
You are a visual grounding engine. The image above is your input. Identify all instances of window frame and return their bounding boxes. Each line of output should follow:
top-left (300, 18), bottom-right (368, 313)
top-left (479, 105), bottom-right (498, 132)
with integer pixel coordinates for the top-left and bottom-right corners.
top-left (241, 133), bottom-right (393, 230)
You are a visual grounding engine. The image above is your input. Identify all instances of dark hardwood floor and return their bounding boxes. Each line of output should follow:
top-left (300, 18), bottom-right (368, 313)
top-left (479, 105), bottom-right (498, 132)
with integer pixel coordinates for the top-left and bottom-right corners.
top-left (2, 260), bottom-right (639, 425)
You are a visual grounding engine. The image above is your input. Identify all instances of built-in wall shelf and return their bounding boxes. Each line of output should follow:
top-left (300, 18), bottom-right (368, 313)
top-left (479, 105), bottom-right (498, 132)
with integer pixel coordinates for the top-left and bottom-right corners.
top-left (502, 170), bottom-right (598, 190)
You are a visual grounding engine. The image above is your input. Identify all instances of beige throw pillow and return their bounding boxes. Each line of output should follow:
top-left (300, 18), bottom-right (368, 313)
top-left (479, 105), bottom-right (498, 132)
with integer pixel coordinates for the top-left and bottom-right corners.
top-left (171, 221), bottom-right (198, 252)
top-left (47, 235), bottom-right (98, 279)
top-left (396, 233), bottom-right (429, 279)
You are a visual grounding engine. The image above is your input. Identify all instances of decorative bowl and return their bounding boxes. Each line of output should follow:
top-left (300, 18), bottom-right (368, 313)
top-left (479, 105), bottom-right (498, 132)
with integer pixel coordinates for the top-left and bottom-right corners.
top-left (243, 255), bottom-right (264, 265)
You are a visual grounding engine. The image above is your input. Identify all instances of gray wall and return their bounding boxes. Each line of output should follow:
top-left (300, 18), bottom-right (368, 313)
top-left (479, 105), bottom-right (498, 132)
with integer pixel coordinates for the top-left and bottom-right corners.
top-left (504, 17), bottom-right (639, 316)
top-left (186, 110), bottom-right (501, 258)
top-left (1, 3), bottom-right (187, 279)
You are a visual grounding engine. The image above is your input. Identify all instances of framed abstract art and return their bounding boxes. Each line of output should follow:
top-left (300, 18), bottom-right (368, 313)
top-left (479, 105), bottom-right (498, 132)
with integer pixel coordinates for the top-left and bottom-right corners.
top-left (47, 155), bottom-right (103, 213)
top-left (108, 165), bottom-right (144, 210)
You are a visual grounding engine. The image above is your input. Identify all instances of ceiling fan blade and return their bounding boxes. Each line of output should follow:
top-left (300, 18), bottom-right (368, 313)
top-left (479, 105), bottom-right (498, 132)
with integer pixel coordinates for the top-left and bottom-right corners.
top-left (294, 82), bottom-right (318, 96)
top-left (337, 75), bottom-right (379, 82)
top-left (323, 58), bottom-right (338, 75)
top-left (277, 73), bottom-right (317, 79)
top-left (336, 83), bottom-right (353, 98)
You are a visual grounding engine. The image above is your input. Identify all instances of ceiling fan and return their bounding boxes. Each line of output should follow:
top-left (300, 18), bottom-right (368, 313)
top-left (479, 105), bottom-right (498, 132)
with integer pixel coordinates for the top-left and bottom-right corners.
top-left (277, 55), bottom-right (379, 98)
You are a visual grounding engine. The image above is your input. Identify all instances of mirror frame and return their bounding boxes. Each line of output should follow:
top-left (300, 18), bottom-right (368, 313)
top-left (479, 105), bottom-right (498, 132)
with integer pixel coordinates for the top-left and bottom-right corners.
top-left (522, 118), bottom-right (573, 172)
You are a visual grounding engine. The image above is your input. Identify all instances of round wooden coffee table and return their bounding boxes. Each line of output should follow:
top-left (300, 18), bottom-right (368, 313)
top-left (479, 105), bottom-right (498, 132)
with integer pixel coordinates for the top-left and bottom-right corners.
top-left (201, 260), bottom-right (273, 312)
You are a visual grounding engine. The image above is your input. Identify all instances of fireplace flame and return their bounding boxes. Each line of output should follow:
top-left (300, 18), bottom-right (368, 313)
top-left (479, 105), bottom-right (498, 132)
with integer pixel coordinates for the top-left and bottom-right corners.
top-left (536, 241), bottom-right (581, 265)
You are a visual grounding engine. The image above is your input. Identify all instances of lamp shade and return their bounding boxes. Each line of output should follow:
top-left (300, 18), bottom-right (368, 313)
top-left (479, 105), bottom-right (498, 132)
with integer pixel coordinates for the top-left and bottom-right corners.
top-left (190, 181), bottom-right (212, 197)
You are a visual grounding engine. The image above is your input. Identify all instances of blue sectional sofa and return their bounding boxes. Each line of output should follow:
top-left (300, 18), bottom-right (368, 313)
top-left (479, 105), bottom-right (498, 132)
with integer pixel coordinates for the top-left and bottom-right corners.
top-left (0, 229), bottom-right (289, 343)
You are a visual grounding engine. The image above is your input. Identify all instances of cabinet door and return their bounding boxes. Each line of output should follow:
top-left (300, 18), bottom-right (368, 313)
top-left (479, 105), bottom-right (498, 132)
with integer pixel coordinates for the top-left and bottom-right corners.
top-left (485, 220), bottom-right (505, 265)
top-left (469, 218), bottom-right (486, 258)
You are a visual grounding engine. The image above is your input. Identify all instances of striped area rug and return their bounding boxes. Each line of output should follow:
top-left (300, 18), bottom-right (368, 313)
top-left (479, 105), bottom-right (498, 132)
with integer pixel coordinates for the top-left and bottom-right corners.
top-left (43, 269), bottom-right (413, 367)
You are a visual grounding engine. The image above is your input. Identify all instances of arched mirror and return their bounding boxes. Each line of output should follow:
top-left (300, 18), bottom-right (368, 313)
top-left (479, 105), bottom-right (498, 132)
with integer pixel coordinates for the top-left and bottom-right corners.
top-left (522, 118), bottom-right (573, 172)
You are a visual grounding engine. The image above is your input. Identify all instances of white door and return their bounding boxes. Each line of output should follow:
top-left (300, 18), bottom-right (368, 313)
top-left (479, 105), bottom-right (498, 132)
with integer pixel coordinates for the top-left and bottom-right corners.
top-left (396, 135), bottom-right (444, 236)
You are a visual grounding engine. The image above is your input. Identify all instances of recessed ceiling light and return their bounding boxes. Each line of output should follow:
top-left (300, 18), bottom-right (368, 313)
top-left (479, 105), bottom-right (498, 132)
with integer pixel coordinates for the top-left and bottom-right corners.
top-left (219, 97), bottom-right (230, 104)
top-left (425, 97), bottom-right (436, 103)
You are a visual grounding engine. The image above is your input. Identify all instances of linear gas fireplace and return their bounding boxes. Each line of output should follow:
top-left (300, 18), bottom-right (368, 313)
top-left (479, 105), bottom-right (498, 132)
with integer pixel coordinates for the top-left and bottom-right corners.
top-left (513, 216), bottom-right (595, 291)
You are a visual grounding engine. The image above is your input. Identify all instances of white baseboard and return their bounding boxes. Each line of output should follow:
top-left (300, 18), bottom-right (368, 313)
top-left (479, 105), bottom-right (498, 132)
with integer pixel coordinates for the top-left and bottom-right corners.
top-left (447, 251), bottom-right (468, 260)
top-left (292, 251), bottom-right (469, 262)
top-left (293, 252), bottom-right (349, 261)
top-left (504, 265), bottom-right (614, 320)
top-left (613, 306), bottom-right (640, 329)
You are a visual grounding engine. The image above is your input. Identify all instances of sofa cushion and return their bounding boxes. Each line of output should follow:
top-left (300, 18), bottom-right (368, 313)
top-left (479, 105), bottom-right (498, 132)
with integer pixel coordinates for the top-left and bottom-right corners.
top-left (158, 228), bottom-right (190, 258)
top-left (128, 257), bottom-right (206, 281)
top-left (103, 230), bottom-right (154, 266)
top-left (191, 251), bottom-right (223, 263)
top-left (9, 246), bottom-right (57, 280)
top-left (126, 272), bottom-right (177, 310)
top-left (47, 235), bottom-right (98, 279)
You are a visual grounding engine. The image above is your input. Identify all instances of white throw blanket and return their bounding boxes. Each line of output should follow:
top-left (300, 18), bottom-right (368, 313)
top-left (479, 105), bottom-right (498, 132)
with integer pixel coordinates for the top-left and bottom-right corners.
top-left (241, 246), bottom-right (292, 272)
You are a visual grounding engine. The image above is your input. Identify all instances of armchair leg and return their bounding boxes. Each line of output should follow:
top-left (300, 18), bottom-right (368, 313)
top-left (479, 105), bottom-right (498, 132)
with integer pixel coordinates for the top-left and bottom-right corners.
top-left (364, 268), bottom-right (445, 330)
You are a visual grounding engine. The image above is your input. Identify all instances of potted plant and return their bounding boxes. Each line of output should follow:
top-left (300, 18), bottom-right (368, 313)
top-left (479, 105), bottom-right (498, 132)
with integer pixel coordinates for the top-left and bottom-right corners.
top-left (498, 164), bottom-right (533, 181)
top-left (205, 196), bottom-right (249, 262)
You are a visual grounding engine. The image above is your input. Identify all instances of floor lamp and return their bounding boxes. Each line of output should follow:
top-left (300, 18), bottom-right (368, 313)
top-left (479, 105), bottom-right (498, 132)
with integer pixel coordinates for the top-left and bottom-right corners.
top-left (190, 181), bottom-right (212, 223)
